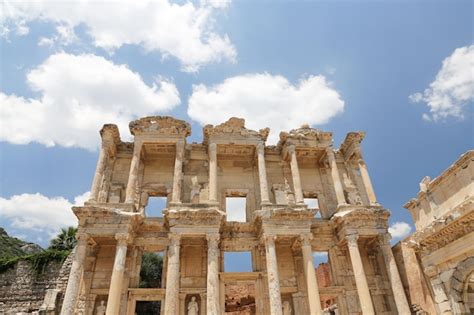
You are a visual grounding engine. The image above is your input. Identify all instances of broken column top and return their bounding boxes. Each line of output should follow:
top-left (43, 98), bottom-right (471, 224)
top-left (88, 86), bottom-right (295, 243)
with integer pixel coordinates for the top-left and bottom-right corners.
top-left (129, 116), bottom-right (191, 137)
top-left (203, 117), bottom-right (269, 145)
top-left (278, 124), bottom-right (333, 149)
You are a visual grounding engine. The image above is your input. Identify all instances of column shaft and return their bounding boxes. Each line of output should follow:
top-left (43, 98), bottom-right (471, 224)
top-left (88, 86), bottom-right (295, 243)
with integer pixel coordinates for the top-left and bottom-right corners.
top-left (106, 234), bottom-right (129, 315)
top-left (326, 148), bottom-right (346, 206)
top-left (164, 234), bottom-right (181, 314)
top-left (89, 147), bottom-right (107, 201)
top-left (346, 234), bottom-right (375, 315)
top-left (257, 143), bottom-right (270, 205)
top-left (379, 235), bottom-right (411, 314)
top-left (208, 143), bottom-right (218, 202)
top-left (357, 158), bottom-right (377, 205)
top-left (206, 234), bottom-right (220, 314)
top-left (60, 234), bottom-right (88, 315)
top-left (264, 235), bottom-right (283, 315)
top-left (125, 142), bottom-right (142, 203)
top-left (301, 235), bottom-right (323, 315)
top-left (171, 141), bottom-right (185, 203)
top-left (288, 146), bottom-right (304, 204)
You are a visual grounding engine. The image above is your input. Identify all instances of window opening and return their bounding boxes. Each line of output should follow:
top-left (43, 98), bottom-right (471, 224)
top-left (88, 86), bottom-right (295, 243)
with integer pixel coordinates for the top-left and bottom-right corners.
top-left (225, 197), bottom-right (247, 222)
top-left (146, 196), bottom-right (167, 217)
top-left (139, 251), bottom-right (164, 288)
top-left (224, 251), bottom-right (252, 272)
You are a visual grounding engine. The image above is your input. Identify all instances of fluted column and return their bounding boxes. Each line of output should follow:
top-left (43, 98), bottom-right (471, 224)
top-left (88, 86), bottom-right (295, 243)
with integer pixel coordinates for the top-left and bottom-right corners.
top-left (125, 141), bottom-right (143, 204)
top-left (379, 234), bottom-right (411, 314)
top-left (60, 233), bottom-right (88, 315)
top-left (208, 142), bottom-right (218, 203)
top-left (171, 140), bottom-right (185, 204)
top-left (346, 234), bottom-right (375, 315)
top-left (288, 145), bottom-right (304, 204)
top-left (300, 234), bottom-right (323, 315)
top-left (164, 234), bottom-right (181, 314)
top-left (357, 156), bottom-right (377, 205)
top-left (326, 147), bottom-right (346, 207)
top-left (264, 234), bottom-right (282, 315)
top-left (89, 146), bottom-right (108, 202)
top-left (106, 233), bottom-right (129, 315)
top-left (257, 142), bottom-right (270, 205)
top-left (206, 233), bottom-right (220, 315)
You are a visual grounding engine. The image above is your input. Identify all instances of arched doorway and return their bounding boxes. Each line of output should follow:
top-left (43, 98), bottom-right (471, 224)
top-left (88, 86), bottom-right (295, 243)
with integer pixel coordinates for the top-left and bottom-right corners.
top-left (463, 271), bottom-right (474, 314)
top-left (449, 257), bottom-right (474, 314)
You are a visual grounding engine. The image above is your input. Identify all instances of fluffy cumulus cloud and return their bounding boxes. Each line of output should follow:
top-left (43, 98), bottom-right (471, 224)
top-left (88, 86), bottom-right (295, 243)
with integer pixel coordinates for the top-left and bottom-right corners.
top-left (188, 73), bottom-right (345, 143)
top-left (409, 45), bottom-right (474, 121)
top-left (0, 192), bottom-right (89, 239)
top-left (0, 53), bottom-right (180, 150)
top-left (1, 0), bottom-right (236, 71)
top-left (388, 221), bottom-right (412, 241)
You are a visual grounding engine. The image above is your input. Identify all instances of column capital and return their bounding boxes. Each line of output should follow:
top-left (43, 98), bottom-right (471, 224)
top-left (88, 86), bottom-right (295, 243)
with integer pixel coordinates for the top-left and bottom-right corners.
top-left (76, 232), bottom-right (89, 244)
top-left (300, 234), bottom-right (313, 247)
top-left (346, 233), bottom-right (359, 247)
top-left (209, 142), bottom-right (217, 152)
top-left (115, 233), bottom-right (130, 246)
top-left (378, 233), bottom-right (391, 246)
top-left (263, 234), bottom-right (277, 246)
top-left (256, 141), bottom-right (265, 153)
top-left (169, 233), bottom-right (181, 246)
top-left (206, 233), bottom-right (220, 244)
top-left (287, 144), bottom-right (296, 155)
top-left (357, 158), bottom-right (366, 166)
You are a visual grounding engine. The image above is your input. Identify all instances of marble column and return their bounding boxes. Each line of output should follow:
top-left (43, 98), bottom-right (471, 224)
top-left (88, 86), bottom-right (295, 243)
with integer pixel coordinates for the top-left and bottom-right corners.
top-left (171, 140), bottom-right (185, 204)
top-left (257, 142), bottom-right (270, 205)
top-left (106, 233), bottom-right (129, 315)
top-left (60, 233), bottom-right (88, 315)
top-left (346, 234), bottom-right (375, 315)
top-left (379, 234), bottom-right (411, 314)
top-left (208, 142), bottom-right (218, 203)
top-left (264, 234), bottom-right (283, 315)
top-left (300, 234), bottom-right (323, 315)
top-left (288, 145), bottom-right (304, 204)
top-left (206, 233), bottom-right (220, 315)
top-left (326, 147), bottom-right (346, 207)
top-left (125, 141), bottom-right (143, 204)
top-left (357, 157), bottom-right (377, 205)
top-left (164, 234), bottom-right (181, 314)
top-left (89, 145), bottom-right (108, 202)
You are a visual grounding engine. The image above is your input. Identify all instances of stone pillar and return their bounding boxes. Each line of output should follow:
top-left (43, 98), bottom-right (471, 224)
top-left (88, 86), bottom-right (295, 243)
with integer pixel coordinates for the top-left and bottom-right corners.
top-left (89, 146), bottom-right (108, 202)
top-left (424, 265), bottom-right (453, 314)
top-left (288, 145), bottom-right (304, 205)
top-left (326, 147), bottom-right (346, 207)
top-left (357, 158), bottom-right (377, 205)
top-left (208, 142), bottom-right (218, 203)
top-left (60, 233), bottom-right (88, 315)
top-left (164, 234), bottom-right (181, 314)
top-left (206, 233), bottom-right (220, 315)
top-left (125, 141), bottom-right (143, 204)
top-left (171, 140), bottom-right (185, 204)
top-left (264, 234), bottom-right (283, 315)
top-left (346, 234), bottom-right (375, 315)
top-left (300, 234), bottom-right (323, 315)
top-left (257, 142), bottom-right (270, 205)
top-left (106, 233), bottom-right (129, 315)
top-left (379, 234), bottom-right (411, 314)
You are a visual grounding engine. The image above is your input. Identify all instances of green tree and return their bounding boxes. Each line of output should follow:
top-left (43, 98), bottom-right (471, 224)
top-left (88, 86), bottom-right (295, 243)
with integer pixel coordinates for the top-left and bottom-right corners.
top-left (49, 227), bottom-right (77, 251)
top-left (139, 252), bottom-right (163, 288)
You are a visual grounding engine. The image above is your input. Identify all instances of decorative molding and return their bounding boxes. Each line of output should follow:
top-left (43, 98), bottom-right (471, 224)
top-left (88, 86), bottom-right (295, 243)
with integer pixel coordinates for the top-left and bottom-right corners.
top-left (203, 117), bottom-right (269, 144)
top-left (129, 116), bottom-right (191, 137)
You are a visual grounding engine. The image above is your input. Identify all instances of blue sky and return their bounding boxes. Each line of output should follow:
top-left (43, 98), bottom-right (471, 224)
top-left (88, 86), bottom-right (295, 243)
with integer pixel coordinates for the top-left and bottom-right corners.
top-left (0, 0), bottom-right (472, 248)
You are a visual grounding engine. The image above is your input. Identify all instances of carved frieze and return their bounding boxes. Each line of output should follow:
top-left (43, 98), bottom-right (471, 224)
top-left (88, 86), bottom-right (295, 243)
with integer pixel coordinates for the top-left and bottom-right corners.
top-left (129, 116), bottom-right (191, 136)
top-left (203, 117), bottom-right (269, 144)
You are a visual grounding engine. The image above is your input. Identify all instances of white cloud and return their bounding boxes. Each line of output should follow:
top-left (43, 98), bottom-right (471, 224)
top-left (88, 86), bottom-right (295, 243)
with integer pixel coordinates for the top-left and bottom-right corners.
top-left (388, 221), bottom-right (412, 241)
top-left (188, 73), bottom-right (345, 143)
top-left (1, 0), bottom-right (236, 72)
top-left (0, 53), bottom-right (180, 150)
top-left (409, 45), bottom-right (474, 121)
top-left (0, 191), bottom-right (89, 237)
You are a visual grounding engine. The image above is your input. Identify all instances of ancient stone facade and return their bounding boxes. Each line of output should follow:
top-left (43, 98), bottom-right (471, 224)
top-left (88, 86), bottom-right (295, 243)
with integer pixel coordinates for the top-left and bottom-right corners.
top-left (59, 116), bottom-right (410, 315)
top-left (395, 150), bottom-right (474, 315)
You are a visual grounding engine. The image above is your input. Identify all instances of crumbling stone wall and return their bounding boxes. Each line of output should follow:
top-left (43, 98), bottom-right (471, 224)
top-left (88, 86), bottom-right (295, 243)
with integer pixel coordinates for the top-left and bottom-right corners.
top-left (0, 255), bottom-right (72, 314)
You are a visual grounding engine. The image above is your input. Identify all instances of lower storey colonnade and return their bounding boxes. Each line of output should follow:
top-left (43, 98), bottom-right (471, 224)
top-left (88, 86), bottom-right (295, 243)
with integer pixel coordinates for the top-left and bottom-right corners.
top-left (60, 229), bottom-right (410, 315)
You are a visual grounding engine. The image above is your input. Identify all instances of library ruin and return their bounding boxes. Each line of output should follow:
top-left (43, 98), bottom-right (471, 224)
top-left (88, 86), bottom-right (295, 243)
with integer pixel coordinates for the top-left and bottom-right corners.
top-left (58, 115), bottom-right (412, 315)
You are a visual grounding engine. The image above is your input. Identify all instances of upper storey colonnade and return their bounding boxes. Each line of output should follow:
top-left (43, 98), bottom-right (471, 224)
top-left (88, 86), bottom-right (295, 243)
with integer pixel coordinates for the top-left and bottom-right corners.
top-left (86, 116), bottom-right (378, 218)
